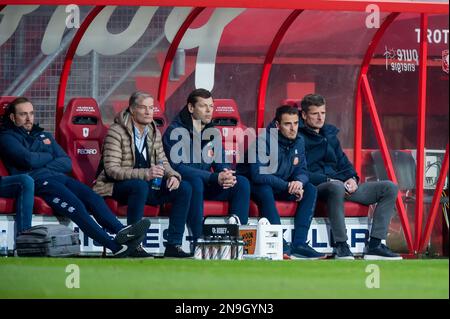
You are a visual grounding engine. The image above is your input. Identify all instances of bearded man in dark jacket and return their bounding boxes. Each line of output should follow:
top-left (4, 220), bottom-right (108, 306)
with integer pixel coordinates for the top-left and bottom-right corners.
top-left (0, 97), bottom-right (149, 257)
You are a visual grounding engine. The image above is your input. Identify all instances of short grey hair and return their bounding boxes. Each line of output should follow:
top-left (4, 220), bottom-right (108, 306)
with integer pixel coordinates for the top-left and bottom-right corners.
top-left (128, 91), bottom-right (153, 108)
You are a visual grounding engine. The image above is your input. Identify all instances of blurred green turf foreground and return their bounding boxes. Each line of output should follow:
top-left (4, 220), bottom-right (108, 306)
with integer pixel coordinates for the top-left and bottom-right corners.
top-left (0, 258), bottom-right (448, 299)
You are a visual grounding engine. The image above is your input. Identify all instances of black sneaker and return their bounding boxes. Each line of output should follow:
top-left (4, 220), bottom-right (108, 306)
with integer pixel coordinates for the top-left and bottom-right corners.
top-left (291, 243), bottom-right (327, 260)
top-left (112, 234), bottom-right (145, 258)
top-left (334, 242), bottom-right (355, 260)
top-left (115, 219), bottom-right (150, 245)
top-left (164, 245), bottom-right (192, 258)
top-left (129, 245), bottom-right (154, 258)
top-left (363, 243), bottom-right (403, 260)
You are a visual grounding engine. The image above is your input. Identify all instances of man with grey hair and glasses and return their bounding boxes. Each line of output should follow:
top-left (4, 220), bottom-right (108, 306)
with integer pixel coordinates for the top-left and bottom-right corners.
top-left (94, 91), bottom-right (192, 258)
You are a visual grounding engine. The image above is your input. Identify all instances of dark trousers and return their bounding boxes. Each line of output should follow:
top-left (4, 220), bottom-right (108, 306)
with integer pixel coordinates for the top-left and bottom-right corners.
top-left (0, 175), bottom-right (34, 235)
top-left (112, 179), bottom-right (192, 245)
top-left (35, 175), bottom-right (124, 252)
top-left (186, 175), bottom-right (250, 241)
top-left (317, 180), bottom-right (399, 243)
top-left (251, 183), bottom-right (318, 247)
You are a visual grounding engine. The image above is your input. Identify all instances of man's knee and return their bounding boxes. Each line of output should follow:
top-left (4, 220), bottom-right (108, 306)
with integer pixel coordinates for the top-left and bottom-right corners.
top-left (252, 184), bottom-right (273, 196)
top-left (234, 175), bottom-right (250, 194)
top-left (381, 180), bottom-right (398, 198)
top-left (128, 179), bottom-right (150, 195)
top-left (175, 180), bottom-right (192, 198)
top-left (303, 183), bottom-right (317, 200)
top-left (16, 175), bottom-right (35, 190)
top-left (324, 181), bottom-right (346, 197)
top-left (187, 177), bottom-right (205, 194)
top-left (251, 184), bottom-right (274, 203)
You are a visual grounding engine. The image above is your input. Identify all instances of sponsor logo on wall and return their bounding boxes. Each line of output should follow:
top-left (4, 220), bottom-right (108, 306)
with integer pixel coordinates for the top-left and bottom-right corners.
top-left (383, 46), bottom-right (418, 73)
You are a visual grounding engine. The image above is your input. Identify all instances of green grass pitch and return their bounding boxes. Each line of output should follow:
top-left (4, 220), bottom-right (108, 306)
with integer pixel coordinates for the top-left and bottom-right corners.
top-left (0, 258), bottom-right (448, 299)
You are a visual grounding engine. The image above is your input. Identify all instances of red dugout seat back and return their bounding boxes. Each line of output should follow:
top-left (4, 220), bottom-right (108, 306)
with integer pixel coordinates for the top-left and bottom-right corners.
top-left (0, 160), bottom-right (8, 177)
top-left (113, 100), bottom-right (168, 134)
top-left (282, 99), bottom-right (301, 110)
top-left (0, 96), bottom-right (15, 126)
top-left (106, 198), bottom-right (160, 217)
top-left (251, 200), bottom-right (369, 218)
top-left (59, 98), bottom-right (107, 186)
top-left (212, 99), bottom-right (254, 164)
top-left (0, 197), bottom-right (14, 214)
top-left (153, 103), bottom-right (168, 134)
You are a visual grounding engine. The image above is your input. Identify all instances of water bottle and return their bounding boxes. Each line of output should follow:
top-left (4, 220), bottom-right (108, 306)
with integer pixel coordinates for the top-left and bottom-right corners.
top-left (237, 238), bottom-right (245, 260)
top-left (210, 238), bottom-right (219, 260)
top-left (203, 237), bottom-right (212, 260)
top-left (193, 238), bottom-right (205, 260)
top-left (219, 236), bottom-right (232, 260)
top-left (0, 230), bottom-right (8, 257)
top-left (151, 160), bottom-right (164, 190)
top-left (228, 214), bottom-right (241, 226)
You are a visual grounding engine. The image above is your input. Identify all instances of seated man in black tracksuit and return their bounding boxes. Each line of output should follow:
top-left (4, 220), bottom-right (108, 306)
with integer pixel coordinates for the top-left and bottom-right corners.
top-left (162, 89), bottom-right (250, 246)
top-left (238, 105), bottom-right (325, 259)
top-left (298, 94), bottom-right (402, 260)
top-left (0, 97), bottom-right (149, 257)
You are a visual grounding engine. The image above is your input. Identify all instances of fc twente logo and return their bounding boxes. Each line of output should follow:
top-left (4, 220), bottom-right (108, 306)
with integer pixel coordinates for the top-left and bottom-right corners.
top-left (82, 127), bottom-right (89, 138)
top-left (442, 50), bottom-right (449, 74)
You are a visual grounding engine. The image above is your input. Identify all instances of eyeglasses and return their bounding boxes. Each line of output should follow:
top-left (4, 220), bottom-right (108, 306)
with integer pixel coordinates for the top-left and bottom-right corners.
top-left (135, 104), bottom-right (154, 111)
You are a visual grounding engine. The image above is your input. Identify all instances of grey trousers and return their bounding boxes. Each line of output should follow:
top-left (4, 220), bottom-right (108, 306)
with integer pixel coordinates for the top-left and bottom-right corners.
top-left (317, 180), bottom-right (399, 243)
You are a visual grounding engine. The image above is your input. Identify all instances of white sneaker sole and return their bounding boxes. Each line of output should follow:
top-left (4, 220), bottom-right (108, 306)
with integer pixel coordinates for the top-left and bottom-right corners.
top-left (290, 255), bottom-right (327, 260)
top-left (334, 255), bottom-right (355, 260)
top-left (113, 244), bottom-right (128, 256)
top-left (363, 255), bottom-right (403, 260)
